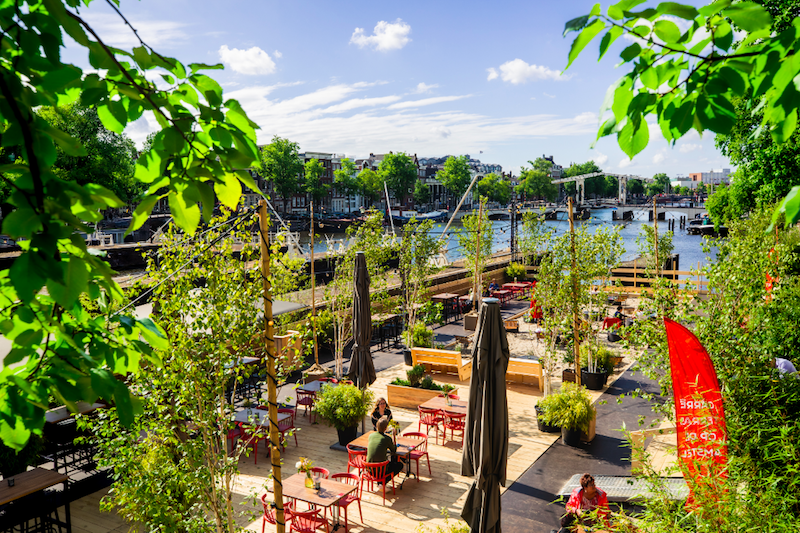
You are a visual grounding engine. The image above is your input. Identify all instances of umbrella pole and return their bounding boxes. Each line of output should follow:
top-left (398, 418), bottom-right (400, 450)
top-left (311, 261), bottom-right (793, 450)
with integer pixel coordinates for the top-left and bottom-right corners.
top-left (259, 200), bottom-right (285, 533)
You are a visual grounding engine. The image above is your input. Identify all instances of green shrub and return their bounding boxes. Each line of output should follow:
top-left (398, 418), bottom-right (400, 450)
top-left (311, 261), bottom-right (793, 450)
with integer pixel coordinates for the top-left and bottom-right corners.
top-left (537, 383), bottom-right (595, 432)
top-left (313, 384), bottom-right (373, 431)
top-left (505, 262), bottom-right (527, 279)
top-left (407, 364), bottom-right (426, 386)
top-left (410, 322), bottom-right (433, 348)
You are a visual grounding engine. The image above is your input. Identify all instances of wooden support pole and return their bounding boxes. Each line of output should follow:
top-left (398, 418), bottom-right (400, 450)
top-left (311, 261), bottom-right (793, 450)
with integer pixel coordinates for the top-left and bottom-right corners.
top-left (258, 200), bottom-right (285, 533)
top-left (568, 197), bottom-right (581, 386)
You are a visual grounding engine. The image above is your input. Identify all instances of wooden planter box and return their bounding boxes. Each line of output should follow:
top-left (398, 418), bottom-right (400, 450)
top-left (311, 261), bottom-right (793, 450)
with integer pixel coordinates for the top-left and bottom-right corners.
top-left (275, 330), bottom-right (302, 367)
top-left (387, 384), bottom-right (458, 409)
top-left (464, 313), bottom-right (478, 331)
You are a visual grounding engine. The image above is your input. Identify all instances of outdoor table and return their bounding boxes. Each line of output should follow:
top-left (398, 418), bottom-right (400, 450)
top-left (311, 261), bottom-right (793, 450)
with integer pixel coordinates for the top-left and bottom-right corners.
top-left (348, 431), bottom-right (424, 489)
top-left (297, 380), bottom-right (338, 393)
top-left (458, 295), bottom-right (474, 313)
top-left (0, 467), bottom-right (70, 532)
top-left (233, 408), bottom-right (290, 427)
top-left (372, 313), bottom-right (400, 347)
top-left (281, 472), bottom-right (357, 527)
top-left (491, 289), bottom-right (512, 305)
top-left (502, 282), bottom-right (529, 297)
top-left (432, 293), bottom-right (460, 323)
top-left (45, 402), bottom-right (105, 424)
top-left (419, 396), bottom-right (468, 416)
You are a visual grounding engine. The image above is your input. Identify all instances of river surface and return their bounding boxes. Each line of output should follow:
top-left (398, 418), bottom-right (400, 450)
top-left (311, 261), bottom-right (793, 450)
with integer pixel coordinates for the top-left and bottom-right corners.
top-left (293, 207), bottom-right (717, 275)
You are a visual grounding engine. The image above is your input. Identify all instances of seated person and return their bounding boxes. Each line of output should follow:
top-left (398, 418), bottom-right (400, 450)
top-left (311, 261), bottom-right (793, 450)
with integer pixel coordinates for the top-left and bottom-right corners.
top-left (370, 397), bottom-right (393, 430)
top-left (488, 281), bottom-right (499, 292)
top-left (613, 305), bottom-right (625, 320)
top-left (366, 416), bottom-right (405, 482)
top-left (560, 473), bottom-right (609, 532)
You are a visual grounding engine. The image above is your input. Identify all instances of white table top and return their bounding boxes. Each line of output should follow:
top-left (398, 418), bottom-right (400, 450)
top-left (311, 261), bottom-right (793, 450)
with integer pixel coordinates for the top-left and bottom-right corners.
top-left (233, 408), bottom-right (290, 426)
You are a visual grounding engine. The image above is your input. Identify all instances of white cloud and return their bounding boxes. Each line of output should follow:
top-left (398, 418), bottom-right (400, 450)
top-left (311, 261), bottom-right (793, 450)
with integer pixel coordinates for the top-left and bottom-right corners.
top-left (322, 95), bottom-right (402, 114)
top-left (653, 152), bottom-right (665, 164)
top-left (415, 82), bottom-right (438, 93)
top-left (619, 158), bottom-right (632, 168)
top-left (274, 50), bottom-right (283, 59)
top-left (543, 93), bottom-right (556, 99)
top-left (388, 95), bottom-right (471, 110)
top-left (432, 126), bottom-right (451, 138)
top-left (593, 152), bottom-right (609, 166)
top-left (82, 13), bottom-right (188, 48)
top-left (350, 19), bottom-right (411, 51)
top-left (486, 59), bottom-right (563, 84)
top-left (680, 143), bottom-right (702, 153)
top-left (574, 112), bottom-right (597, 125)
top-left (218, 45), bottom-right (276, 75)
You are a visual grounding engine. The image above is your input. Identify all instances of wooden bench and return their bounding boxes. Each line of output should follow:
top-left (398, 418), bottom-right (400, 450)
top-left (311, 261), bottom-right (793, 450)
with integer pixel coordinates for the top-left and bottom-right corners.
top-left (411, 348), bottom-right (472, 381)
top-left (506, 357), bottom-right (543, 391)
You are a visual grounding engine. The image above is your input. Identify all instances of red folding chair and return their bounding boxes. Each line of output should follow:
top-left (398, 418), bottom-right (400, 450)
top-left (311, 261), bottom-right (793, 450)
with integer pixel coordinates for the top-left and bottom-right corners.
top-left (260, 494), bottom-right (293, 533)
top-left (442, 411), bottom-right (466, 446)
top-left (346, 444), bottom-right (367, 476)
top-left (289, 508), bottom-right (328, 533)
top-left (418, 406), bottom-right (443, 445)
top-left (360, 460), bottom-right (395, 506)
top-left (401, 432), bottom-right (432, 480)
top-left (227, 423), bottom-right (243, 454)
top-left (277, 407), bottom-right (297, 449)
top-left (331, 473), bottom-right (363, 532)
top-left (295, 390), bottom-right (316, 423)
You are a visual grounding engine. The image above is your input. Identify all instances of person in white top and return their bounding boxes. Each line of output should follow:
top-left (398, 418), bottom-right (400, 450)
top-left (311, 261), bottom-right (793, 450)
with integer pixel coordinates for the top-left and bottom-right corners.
top-left (773, 357), bottom-right (798, 376)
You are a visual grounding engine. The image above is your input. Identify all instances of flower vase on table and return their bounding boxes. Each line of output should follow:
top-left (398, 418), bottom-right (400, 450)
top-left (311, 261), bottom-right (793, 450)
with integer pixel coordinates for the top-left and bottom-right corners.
top-left (305, 471), bottom-right (314, 489)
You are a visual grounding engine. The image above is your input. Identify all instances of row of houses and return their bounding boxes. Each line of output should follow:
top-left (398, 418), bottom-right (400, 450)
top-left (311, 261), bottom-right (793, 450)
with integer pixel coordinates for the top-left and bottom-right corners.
top-left (238, 151), bottom-right (509, 215)
top-left (671, 169), bottom-right (732, 190)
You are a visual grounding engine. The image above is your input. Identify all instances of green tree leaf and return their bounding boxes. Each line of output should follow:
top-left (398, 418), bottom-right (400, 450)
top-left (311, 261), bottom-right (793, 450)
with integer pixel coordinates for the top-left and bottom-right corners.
top-left (654, 19), bottom-right (682, 43)
top-left (617, 116), bottom-right (649, 158)
top-left (566, 19), bottom-right (606, 70)
top-left (724, 2), bottom-right (773, 32)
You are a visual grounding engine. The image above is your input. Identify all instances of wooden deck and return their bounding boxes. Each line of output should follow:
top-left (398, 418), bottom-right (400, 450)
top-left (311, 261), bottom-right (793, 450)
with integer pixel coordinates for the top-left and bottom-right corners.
top-left (67, 361), bottom-right (627, 532)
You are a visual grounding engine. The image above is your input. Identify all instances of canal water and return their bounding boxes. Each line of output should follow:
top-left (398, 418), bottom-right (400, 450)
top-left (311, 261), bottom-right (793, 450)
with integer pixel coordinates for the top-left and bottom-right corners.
top-left (295, 207), bottom-right (716, 273)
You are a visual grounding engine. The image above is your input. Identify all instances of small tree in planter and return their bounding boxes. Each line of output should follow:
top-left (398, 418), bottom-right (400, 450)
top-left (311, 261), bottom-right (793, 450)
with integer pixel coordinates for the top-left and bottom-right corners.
top-left (518, 208), bottom-right (550, 267)
top-left (457, 199), bottom-right (494, 311)
top-left (505, 262), bottom-right (527, 282)
top-left (537, 383), bottom-right (596, 446)
top-left (397, 218), bottom-right (442, 352)
top-left (314, 384), bottom-right (374, 446)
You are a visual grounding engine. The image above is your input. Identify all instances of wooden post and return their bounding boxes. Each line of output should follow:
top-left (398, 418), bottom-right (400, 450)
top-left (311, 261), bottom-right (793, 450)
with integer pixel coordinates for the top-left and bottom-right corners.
top-left (310, 201), bottom-right (319, 367)
top-left (568, 197), bottom-right (581, 386)
top-left (258, 200), bottom-right (285, 533)
top-left (653, 200), bottom-right (659, 276)
top-left (473, 199), bottom-right (485, 310)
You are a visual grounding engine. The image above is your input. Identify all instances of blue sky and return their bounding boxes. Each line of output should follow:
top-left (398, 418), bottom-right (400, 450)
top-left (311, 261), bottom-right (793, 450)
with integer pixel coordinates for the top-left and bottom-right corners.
top-left (67, 0), bottom-right (731, 179)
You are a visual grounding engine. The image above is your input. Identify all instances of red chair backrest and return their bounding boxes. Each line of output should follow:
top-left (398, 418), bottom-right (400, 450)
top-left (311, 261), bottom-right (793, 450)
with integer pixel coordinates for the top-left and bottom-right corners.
top-left (290, 508), bottom-right (323, 532)
top-left (444, 411), bottom-right (466, 427)
top-left (310, 467), bottom-right (330, 479)
top-left (603, 317), bottom-right (623, 330)
top-left (402, 432), bottom-right (428, 452)
top-left (331, 472), bottom-right (359, 486)
top-left (319, 377), bottom-right (338, 383)
top-left (297, 390), bottom-right (316, 404)
top-left (362, 460), bottom-right (389, 481)
top-left (261, 494), bottom-right (292, 524)
top-left (418, 406), bottom-right (442, 424)
top-left (346, 445), bottom-right (366, 467)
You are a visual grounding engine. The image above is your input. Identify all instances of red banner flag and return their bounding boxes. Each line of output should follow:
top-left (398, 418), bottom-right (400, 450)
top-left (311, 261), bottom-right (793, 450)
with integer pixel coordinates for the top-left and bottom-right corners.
top-left (664, 319), bottom-right (728, 497)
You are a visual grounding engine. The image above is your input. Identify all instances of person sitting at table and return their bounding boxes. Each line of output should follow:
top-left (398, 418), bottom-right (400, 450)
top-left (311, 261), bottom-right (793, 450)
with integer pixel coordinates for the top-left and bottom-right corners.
top-left (488, 281), bottom-right (499, 292)
top-left (370, 397), bottom-right (393, 430)
top-left (613, 305), bottom-right (626, 320)
top-left (559, 473), bottom-right (609, 532)
top-left (367, 416), bottom-right (404, 482)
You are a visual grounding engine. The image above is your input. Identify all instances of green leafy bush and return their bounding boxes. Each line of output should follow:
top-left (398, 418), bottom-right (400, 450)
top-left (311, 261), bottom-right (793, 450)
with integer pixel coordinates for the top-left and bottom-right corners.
top-left (407, 364), bottom-right (426, 386)
top-left (537, 383), bottom-right (595, 432)
top-left (409, 322), bottom-right (434, 348)
top-left (314, 384), bottom-right (373, 431)
top-left (505, 262), bottom-right (527, 279)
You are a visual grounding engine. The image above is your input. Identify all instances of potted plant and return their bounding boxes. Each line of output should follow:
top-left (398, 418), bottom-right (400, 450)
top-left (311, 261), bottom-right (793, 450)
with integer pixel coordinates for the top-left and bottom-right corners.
top-left (534, 397), bottom-right (561, 434)
top-left (403, 321), bottom-right (434, 352)
top-left (505, 262), bottom-right (527, 282)
top-left (314, 384), bottom-right (373, 446)
top-left (562, 349), bottom-right (576, 384)
top-left (580, 344), bottom-right (608, 391)
top-left (537, 383), bottom-right (596, 447)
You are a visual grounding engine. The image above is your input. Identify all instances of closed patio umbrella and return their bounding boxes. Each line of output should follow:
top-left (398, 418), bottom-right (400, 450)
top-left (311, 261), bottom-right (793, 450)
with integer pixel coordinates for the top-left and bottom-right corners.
top-left (461, 297), bottom-right (510, 533)
top-left (348, 252), bottom-right (376, 389)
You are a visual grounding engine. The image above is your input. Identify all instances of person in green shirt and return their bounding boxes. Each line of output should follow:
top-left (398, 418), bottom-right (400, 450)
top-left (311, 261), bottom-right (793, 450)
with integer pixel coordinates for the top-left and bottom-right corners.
top-left (366, 416), bottom-right (404, 481)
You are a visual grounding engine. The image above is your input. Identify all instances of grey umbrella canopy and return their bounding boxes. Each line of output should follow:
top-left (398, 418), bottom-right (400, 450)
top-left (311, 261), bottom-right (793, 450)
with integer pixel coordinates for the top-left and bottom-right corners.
top-left (348, 252), bottom-right (376, 388)
top-left (461, 298), bottom-right (510, 533)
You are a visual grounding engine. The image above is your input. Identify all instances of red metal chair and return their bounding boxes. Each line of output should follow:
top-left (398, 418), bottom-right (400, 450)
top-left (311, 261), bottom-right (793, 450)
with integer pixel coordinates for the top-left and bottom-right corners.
top-left (418, 406), bottom-right (443, 444)
top-left (289, 508), bottom-right (329, 533)
top-left (360, 460), bottom-right (395, 506)
top-left (241, 427), bottom-right (269, 464)
top-left (401, 432), bottom-right (431, 480)
top-left (310, 466), bottom-right (330, 479)
top-left (318, 377), bottom-right (338, 384)
top-left (296, 390), bottom-right (316, 423)
top-left (277, 407), bottom-right (297, 449)
top-left (442, 411), bottom-right (466, 446)
top-left (346, 444), bottom-right (367, 476)
top-left (260, 494), bottom-right (293, 533)
top-left (227, 423), bottom-right (243, 454)
top-left (330, 473), bottom-right (363, 532)
top-left (603, 317), bottom-right (623, 330)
